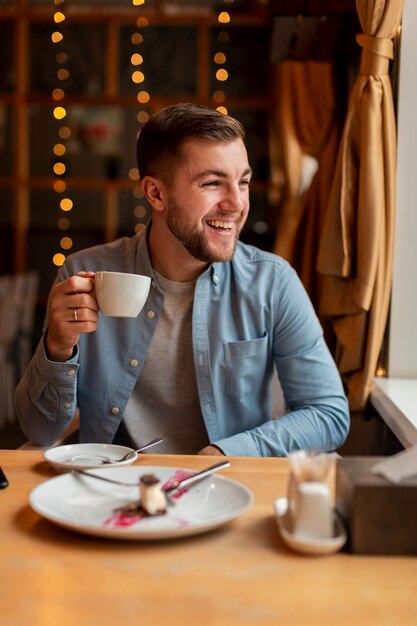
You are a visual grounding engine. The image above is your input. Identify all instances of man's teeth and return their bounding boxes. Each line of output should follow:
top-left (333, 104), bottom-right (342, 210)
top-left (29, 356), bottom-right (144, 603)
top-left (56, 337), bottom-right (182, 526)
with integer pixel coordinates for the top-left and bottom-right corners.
top-left (207, 220), bottom-right (233, 230)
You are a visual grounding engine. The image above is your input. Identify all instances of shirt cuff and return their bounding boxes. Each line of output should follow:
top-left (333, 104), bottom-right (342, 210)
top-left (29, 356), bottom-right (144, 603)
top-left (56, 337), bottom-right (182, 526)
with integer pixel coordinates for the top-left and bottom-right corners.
top-left (212, 431), bottom-right (261, 457)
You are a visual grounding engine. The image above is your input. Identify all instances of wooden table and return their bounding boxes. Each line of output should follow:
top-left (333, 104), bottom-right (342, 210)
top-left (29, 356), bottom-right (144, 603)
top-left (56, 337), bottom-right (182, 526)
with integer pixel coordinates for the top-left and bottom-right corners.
top-left (0, 450), bottom-right (416, 626)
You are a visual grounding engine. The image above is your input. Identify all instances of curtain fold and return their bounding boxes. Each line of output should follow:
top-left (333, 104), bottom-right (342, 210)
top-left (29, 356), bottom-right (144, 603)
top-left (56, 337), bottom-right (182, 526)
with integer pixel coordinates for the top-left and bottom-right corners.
top-left (316, 0), bottom-right (403, 410)
top-left (270, 60), bottom-right (343, 313)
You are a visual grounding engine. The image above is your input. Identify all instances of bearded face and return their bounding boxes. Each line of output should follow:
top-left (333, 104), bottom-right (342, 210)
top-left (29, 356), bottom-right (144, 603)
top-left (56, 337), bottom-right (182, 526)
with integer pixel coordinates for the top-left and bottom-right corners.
top-left (162, 138), bottom-right (251, 264)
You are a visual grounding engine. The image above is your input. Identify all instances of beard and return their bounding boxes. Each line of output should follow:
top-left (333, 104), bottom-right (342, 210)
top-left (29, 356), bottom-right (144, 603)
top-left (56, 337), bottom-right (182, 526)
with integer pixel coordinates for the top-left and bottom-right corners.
top-left (166, 198), bottom-right (245, 263)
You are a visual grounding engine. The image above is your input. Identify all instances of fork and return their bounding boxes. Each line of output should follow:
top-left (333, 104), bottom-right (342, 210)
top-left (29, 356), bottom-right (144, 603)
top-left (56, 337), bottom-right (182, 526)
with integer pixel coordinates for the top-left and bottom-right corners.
top-left (72, 460), bottom-right (231, 498)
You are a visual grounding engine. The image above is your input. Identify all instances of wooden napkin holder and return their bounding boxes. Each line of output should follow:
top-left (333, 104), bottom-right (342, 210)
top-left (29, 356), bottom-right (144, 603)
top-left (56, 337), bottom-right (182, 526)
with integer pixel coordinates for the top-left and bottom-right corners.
top-left (335, 456), bottom-right (417, 555)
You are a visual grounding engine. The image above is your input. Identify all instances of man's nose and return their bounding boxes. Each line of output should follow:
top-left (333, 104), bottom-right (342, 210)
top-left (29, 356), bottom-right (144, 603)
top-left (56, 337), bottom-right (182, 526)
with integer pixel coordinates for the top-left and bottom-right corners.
top-left (219, 184), bottom-right (245, 211)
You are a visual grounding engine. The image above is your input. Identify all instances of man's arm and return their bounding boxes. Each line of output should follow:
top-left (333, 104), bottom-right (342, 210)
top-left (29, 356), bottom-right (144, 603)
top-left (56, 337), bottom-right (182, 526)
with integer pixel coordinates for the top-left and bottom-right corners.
top-left (207, 264), bottom-right (349, 457)
top-left (14, 335), bottom-right (80, 446)
top-left (14, 271), bottom-right (99, 446)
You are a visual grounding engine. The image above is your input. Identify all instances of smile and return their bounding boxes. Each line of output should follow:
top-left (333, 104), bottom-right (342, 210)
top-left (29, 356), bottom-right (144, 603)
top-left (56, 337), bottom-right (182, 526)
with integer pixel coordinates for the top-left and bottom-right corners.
top-left (206, 220), bottom-right (234, 230)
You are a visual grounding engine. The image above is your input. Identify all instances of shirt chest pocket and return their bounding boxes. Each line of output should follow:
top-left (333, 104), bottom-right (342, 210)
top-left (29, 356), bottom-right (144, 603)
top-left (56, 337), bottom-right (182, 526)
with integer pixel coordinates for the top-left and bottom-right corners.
top-left (223, 333), bottom-right (269, 397)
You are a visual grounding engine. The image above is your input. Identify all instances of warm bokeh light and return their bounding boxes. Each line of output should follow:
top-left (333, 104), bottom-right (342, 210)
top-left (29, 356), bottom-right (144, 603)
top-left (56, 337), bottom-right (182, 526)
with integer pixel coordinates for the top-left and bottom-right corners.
top-left (58, 126), bottom-right (71, 139)
top-left (216, 106), bottom-right (228, 115)
top-left (53, 162), bottom-right (66, 175)
top-left (134, 205), bottom-right (147, 219)
top-left (53, 180), bottom-right (66, 193)
top-left (135, 223), bottom-right (146, 234)
top-left (128, 168), bottom-right (140, 181)
top-left (218, 12), bottom-right (231, 24)
top-left (136, 17), bottom-right (149, 27)
top-left (57, 217), bottom-right (70, 230)
top-left (53, 143), bottom-right (66, 156)
top-left (56, 52), bottom-right (68, 64)
top-left (131, 53), bottom-right (143, 65)
top-left (214, 52), bottom-right (226, 65)
top-left (216, 69), bottom-right (229, 81)
top-left (137, 90), bottom-right (150, 104)
top-left (52, 88), bottom-right (65, 100)
top-left (133, 0), bottom-right (146, 5)
top-left (51, 32), bottom-right (63, 44)
top-left (132, 71), bottom-right (145, 84)
top-left (131, 33), bottom-right (144, 45)
top-left (54, 12), bottom-right (65, 23)
top-left (137, 110), bottom-right (150, 124)
top-left (53, 106), bottom-right (66, 120)
top-left (53, 253), bottom-right (66, 267)
top-left (60, 198), bottom-right (73, 211)
top-left (213, 90), bottom-right (226, 103)
top-left (58, 68), bottom-right (70, 80)
top-left (60, 236), bottom-right (73, 250)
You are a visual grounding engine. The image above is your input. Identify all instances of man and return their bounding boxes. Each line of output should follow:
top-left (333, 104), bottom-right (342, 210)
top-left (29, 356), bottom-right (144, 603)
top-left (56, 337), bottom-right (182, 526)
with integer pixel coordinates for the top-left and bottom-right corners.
top-left (15, 103), bottom-right (349, 456)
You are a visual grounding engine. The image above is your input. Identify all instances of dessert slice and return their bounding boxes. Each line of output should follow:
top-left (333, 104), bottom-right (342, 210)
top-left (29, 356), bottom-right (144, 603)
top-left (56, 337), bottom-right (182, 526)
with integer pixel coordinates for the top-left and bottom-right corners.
top-left (140, 474), bottom-right (167, 516)
top-left (115, 473), bottom-right (167, 517)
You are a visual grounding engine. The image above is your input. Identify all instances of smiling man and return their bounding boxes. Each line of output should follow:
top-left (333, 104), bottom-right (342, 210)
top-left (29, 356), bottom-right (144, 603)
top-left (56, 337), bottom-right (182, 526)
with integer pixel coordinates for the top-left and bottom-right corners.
top-left (138, 105), bottom-right (252, 275)
top-left (15, 103), bottom-right (350, 456)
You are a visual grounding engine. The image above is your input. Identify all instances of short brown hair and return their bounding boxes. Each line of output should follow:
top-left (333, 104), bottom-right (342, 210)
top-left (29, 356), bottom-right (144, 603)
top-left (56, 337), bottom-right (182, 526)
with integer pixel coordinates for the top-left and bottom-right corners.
top-left (136, 103), bottom-right (245, 181)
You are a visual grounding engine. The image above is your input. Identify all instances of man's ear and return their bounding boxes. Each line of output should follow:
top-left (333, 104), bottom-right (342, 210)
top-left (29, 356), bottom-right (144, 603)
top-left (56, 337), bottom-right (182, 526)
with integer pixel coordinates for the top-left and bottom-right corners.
top-left (141, 176), bottom-right (166, 212)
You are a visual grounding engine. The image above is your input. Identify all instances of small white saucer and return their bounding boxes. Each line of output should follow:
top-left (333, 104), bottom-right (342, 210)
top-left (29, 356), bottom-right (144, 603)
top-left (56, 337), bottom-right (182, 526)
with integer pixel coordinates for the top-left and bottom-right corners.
top-left (44, 443), bottom-right (138, 471)
top-left (274, 498), bottom-right (347, 556)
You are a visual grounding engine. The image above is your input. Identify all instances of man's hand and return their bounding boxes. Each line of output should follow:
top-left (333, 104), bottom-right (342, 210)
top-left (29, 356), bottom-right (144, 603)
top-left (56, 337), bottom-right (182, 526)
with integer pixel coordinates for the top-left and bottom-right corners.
top-left (46, 271), bottom-right (99, 362)
top-left (198, 444), bottom-right (225, 456)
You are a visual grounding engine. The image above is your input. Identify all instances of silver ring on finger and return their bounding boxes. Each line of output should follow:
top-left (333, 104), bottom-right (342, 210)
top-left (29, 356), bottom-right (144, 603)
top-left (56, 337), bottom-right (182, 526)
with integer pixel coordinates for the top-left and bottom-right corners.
top-left (72, 308), bottom-right (78, 322)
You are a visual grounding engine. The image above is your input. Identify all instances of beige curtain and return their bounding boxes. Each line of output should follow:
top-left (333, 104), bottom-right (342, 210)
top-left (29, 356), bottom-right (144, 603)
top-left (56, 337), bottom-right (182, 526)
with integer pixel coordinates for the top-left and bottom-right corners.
top-left (270, 60), bottom-right (343, 315)
top-left (316, 0), bottom-right (403, 411)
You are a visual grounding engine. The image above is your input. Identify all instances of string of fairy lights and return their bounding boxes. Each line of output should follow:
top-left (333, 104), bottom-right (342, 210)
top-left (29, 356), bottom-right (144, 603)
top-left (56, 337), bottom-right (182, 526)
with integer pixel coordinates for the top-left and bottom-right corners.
top-left (49, 0), bottom-right (234, 261)
top-left (213, 1), bottom-right (233, 114)
top-left (51, 0), bottom-right (73, 268)
top-left (130, 0), bottom-right (150, 236)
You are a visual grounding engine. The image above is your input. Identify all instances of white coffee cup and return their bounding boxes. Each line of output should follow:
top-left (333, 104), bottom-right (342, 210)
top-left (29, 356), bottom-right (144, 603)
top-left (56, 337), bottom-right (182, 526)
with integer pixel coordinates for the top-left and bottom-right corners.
top-left (94, 271), bottom-right (151, 318)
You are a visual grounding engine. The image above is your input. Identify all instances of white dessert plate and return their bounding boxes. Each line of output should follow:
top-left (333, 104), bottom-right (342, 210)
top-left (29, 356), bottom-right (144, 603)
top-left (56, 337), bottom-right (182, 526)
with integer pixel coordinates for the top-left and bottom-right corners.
top-left (274, 498), bottom-right (347, 556)
top-left (29, 465), bottom-right (253, 540)
top-left (44, 443), bottom-right (138, 470)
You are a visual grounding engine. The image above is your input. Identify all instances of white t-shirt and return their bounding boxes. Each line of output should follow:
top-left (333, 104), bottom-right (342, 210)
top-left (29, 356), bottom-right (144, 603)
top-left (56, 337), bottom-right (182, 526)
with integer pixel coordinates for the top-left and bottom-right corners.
top-left (123, 272), bottom-right (209, 454)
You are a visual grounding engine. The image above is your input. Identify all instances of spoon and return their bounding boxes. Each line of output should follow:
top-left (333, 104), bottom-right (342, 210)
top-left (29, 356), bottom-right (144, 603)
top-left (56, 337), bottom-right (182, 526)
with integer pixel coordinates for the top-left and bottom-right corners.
top-left (66, 437), bottom-right (164, 465)
top-left (101, 437), bottom-right (164, 464)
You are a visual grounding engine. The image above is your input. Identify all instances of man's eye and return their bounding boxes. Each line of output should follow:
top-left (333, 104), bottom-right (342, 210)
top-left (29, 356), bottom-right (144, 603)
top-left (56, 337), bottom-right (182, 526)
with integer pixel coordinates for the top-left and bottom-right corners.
top-left (202, 181), bottom-right (219, 187)
top-left (240, 179), bottom-right (250, 187)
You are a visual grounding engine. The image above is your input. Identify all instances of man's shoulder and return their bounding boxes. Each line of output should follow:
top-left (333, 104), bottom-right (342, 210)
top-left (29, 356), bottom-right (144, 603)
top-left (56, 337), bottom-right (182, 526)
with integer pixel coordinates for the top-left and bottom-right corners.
top-left (233, 240), bottom-right (287, 270)
top-left (64, 234), bottom-right (142, 271)
top-left (212, 241), bottom-right (296, 289)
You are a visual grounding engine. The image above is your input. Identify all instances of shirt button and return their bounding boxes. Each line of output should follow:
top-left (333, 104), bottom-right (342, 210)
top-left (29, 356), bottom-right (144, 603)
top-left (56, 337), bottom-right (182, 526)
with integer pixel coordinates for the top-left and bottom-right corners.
top-left (147, 310), bottom-right (156, 318)
top-left (64, 402), bottom-right (71, 409)
top-left (111, 407), bottom-right (120, 415)
top-left (151, 279), bottom-right (157, 288)
top-left (66, 369), bottom-right (76, 377)
top-left (213, 274), bottom-right (220, 285)
top-left (130, 359), bottom-right (138, 367)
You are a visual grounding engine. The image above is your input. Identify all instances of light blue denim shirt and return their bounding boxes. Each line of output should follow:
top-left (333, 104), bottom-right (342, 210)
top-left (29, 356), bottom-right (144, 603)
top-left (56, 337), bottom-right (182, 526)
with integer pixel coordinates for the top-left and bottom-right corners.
top-left (15, 225), bottom-right (349, 456)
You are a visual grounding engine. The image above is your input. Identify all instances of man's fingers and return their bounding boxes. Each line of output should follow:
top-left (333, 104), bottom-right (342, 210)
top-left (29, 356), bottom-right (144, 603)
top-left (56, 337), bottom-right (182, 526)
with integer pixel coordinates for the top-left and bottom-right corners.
top-left (58, 274), bottom-right (94, 296)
